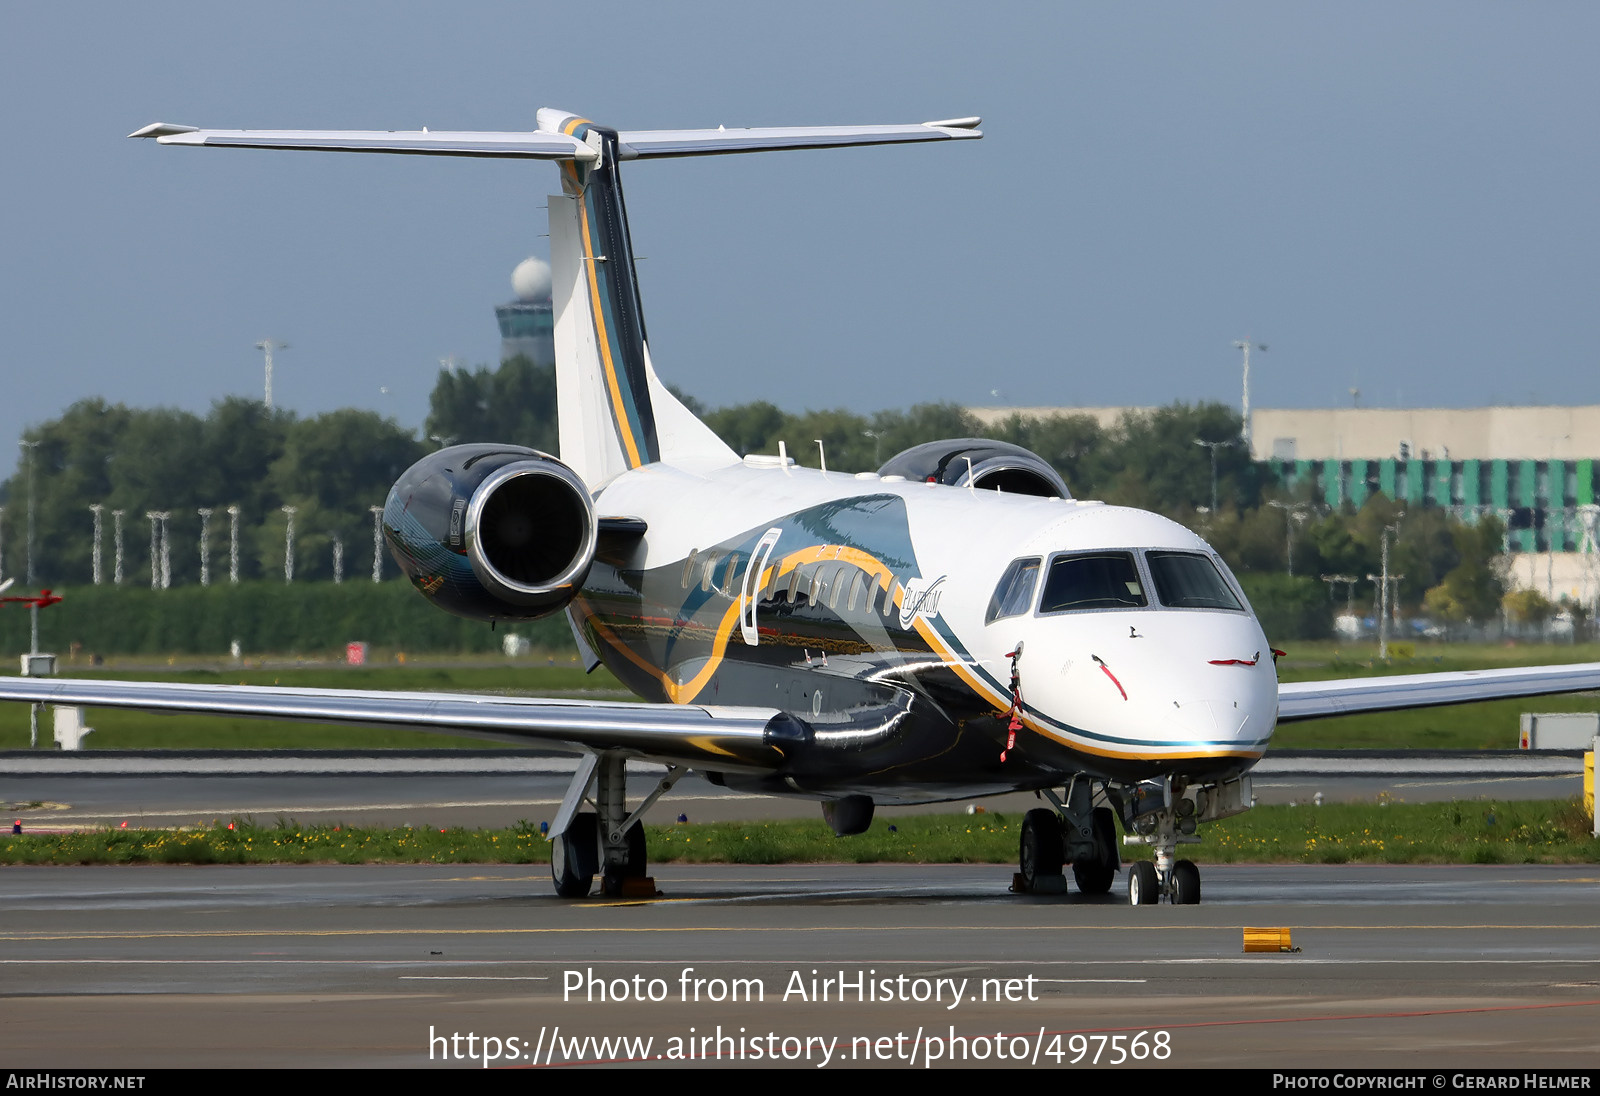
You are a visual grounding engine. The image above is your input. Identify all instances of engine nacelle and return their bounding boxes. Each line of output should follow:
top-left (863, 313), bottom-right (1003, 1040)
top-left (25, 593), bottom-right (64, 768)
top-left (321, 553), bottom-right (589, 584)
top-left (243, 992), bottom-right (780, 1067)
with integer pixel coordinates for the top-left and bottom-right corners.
top-left (383, 443), bottom-right (597, 622)
top-left (877, 438), bottom-right (1070, 498)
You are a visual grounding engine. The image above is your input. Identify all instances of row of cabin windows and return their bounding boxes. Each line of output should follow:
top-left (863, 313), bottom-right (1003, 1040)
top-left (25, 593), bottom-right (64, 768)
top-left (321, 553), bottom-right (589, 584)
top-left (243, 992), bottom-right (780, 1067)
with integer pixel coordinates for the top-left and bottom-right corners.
top-left (680, 548), bottom-right (905, 619)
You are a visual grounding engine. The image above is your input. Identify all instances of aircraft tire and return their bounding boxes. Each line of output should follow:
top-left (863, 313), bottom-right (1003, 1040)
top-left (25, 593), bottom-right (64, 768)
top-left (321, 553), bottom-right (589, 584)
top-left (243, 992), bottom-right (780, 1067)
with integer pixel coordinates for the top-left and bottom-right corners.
top-left (551, 812), bottom-right (599, 898)
top-left (1171, 859), bottom-right (1201, 905)
top-left (1128, 860), bottom-right (1160, 906)
top-left (1020, 808), bottom-right (1065, 892)
top-left (1072, 807), bottom-right (1119, 894)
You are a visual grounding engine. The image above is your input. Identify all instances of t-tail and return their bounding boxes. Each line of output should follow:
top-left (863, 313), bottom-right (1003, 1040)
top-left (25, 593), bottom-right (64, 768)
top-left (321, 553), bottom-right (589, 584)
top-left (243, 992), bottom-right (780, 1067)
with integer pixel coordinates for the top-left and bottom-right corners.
top-left (130, 110), bottom-right (982, 485)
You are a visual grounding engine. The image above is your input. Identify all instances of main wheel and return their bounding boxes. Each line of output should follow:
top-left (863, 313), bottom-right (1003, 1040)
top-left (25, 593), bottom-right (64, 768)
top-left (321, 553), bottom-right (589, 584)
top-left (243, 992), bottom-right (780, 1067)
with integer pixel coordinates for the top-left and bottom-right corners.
top-left (1171, 859), bottom-right (1201, 905)
top-left (1019, 808), bottom-right (1065, 892)
top-left (551, 811), bottom-right (599, 898)
top-left (1072, 806), bottom-right (1119, 895)
top-left (1128, 860), bottom-right (1160, 905)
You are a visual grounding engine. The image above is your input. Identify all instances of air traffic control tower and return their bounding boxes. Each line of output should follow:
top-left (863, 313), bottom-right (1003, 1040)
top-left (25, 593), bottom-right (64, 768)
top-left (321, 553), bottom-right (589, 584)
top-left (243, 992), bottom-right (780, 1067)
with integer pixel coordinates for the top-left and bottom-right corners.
top-left (494, 257), bottom-right (555, 366)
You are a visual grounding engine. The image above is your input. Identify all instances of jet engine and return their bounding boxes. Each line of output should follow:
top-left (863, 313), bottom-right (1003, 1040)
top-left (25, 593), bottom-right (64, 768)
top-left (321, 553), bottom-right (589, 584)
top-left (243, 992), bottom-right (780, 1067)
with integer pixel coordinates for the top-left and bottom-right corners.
top-left (383, 443), bottom-right (597, 622)
top-left (876, 438), bottom-right (1070, 498)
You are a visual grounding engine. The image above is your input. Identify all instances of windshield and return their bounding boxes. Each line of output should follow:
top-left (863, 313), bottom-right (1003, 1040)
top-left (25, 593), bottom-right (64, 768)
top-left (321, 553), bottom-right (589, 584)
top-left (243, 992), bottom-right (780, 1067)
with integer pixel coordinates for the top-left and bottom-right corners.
top-left (1146, 551), bottom-right (1242, 610)
top-left (1039, 552), bottom-right (1147, 612)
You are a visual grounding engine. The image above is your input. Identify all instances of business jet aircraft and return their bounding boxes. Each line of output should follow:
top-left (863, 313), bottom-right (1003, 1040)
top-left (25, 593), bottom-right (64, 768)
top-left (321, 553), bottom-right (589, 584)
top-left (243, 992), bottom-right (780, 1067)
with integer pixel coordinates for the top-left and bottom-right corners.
top-left (4, 111), bottom-right (1598, 905)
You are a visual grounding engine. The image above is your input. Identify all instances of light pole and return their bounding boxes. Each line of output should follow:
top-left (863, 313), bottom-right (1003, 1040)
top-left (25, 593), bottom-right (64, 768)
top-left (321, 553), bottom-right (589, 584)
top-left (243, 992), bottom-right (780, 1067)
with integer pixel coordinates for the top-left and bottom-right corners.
top-left (198, 508), bottom-right (213, 586)
top-left (256, 339), bottom-right (289, 409)
top-left (1267, 500), bottom-right (1312, 577)
top-left (227, 505), bottom-right (240, 583)
top-left (1194, 438), bottom-right (1236, 515)
top-left (1367, 523), bottom-right (1404, 659)
top-left (89, 504), bottom-right (104, 585)
top-left (20, 439), bottom-right (39, 586)
top-left (282, 506), bottom-right (297, 582)
top-left (1233, 339), bottom-right (1267, 450)
top-left (331, 533), bottom-right (344, 584)
top-left (112, 509), bottom-right (125, 585)
top-left (370, 505), bottom-right (384, 582)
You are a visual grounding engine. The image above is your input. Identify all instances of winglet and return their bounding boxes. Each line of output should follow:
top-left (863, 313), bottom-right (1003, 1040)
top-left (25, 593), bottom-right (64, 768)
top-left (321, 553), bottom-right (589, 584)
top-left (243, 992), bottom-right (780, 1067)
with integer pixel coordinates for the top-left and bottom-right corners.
top-left (924, 116), bottom-right (982, 131)
top-left (128, 123), bottom-right (200, 139)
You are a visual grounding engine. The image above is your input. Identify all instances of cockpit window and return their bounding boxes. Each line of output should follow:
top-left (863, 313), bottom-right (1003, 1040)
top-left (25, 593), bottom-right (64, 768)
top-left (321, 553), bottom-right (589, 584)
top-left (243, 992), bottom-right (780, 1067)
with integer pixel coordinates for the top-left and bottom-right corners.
top-left (985, 557), bottom-right (1041, 624)
top-left (1039, 552), bottom-right (1146, 612)
top-left (1146, 551), bottom-right (1242, 610)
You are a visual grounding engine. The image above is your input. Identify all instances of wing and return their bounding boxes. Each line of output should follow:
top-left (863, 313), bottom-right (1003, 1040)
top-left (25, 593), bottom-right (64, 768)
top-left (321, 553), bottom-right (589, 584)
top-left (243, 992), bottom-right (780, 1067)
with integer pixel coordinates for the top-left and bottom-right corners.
top-left (1277, 662), bottom-right (1600, 722)
top-left (0, 677), bottom-right (801, 773)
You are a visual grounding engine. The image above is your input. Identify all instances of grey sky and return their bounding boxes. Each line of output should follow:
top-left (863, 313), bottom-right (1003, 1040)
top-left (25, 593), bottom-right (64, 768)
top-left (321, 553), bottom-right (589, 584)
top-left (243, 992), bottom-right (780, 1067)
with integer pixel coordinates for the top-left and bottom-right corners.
top-left (3, 3), bottom-right (1596, 480)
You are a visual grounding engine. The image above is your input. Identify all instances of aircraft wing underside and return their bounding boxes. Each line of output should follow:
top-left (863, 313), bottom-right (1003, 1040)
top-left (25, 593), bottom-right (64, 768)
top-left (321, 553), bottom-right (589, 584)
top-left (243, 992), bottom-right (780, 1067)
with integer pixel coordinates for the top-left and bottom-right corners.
top-left (1276, 662), bottom-right (1600, 722)
top-left (0, 677), bottom-right (796, 774)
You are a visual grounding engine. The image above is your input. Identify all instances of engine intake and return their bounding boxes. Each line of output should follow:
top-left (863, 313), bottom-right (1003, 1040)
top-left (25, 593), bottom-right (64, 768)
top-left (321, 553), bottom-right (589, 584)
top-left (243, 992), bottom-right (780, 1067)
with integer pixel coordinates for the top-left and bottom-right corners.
top-left (384, 443), bottom-right (597, 621)
top-left (877, 438), bottom-right (1070, 498)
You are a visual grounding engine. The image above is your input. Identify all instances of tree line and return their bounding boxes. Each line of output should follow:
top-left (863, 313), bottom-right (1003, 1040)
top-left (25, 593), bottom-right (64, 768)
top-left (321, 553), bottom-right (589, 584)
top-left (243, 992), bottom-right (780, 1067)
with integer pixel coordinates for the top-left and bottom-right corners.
top-left (0, 356), bottom-right (1514, 635)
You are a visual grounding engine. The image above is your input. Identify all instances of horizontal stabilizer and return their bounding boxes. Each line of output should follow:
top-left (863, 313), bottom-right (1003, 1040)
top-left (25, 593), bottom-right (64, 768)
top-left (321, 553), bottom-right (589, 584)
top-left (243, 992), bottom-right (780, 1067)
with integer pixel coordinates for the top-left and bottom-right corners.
top-left (129, 115), bottom-right (981, 163)
top-left (614, 118), bottom-right (982, 159)
top-left (129, 124), bottom-right (597, 161)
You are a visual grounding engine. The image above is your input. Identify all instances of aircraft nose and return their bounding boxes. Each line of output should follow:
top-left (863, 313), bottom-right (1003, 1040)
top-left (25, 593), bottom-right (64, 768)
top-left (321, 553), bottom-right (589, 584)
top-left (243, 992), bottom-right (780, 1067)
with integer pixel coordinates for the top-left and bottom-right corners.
top-left (1017, 611), bottom-right (1277, 762)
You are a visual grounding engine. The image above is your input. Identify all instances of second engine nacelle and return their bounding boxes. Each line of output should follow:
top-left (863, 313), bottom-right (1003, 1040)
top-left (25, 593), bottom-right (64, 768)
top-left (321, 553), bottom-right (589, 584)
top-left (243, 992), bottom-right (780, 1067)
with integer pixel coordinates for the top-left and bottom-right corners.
top-left (383, 443), bottom-right (597, 622)
top-left (877, 438), bottom-right (1071, 498)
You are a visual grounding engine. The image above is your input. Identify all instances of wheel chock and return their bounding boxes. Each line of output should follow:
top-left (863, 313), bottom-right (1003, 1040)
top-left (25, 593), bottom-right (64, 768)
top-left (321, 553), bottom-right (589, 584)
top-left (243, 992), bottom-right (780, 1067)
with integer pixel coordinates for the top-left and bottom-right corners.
top-left (1010, 872), bottom-right (1067, 895)
top-left (604, 876), bottom-right (660, 898)
top-left (1243, 927), bottom-right (1299, 953)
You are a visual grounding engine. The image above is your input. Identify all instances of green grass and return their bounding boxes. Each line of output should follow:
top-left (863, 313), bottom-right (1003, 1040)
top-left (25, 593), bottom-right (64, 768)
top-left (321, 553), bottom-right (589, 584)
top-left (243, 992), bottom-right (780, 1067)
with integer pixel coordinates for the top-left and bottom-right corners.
top-left (3, 799), bottom-right (1593, 867)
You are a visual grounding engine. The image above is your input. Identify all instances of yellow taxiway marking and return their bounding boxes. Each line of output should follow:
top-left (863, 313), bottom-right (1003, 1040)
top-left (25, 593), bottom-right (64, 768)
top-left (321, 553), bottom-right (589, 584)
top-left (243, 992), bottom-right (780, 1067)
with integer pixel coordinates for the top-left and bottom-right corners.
top-left (4, 923), bottom-right (1598, 943)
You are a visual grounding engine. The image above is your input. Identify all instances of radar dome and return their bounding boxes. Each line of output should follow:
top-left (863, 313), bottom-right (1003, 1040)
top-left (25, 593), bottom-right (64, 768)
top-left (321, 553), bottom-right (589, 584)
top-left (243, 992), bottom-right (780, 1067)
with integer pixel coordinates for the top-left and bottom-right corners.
top-left (511, 257), bottom-right (552, 301)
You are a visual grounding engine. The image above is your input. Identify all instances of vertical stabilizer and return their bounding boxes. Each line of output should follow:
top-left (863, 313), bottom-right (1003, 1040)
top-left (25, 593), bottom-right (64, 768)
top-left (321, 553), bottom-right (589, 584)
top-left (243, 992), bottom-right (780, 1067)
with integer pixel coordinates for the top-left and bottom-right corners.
top-left (543, 111), bottom-right (736, 486)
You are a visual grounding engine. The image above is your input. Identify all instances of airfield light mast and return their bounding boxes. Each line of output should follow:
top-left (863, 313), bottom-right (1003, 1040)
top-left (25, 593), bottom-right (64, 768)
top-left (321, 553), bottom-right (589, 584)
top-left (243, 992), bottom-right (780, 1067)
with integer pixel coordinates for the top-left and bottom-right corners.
top-left (281, 505), bottom-right (297, 583)
top-left (256, 339), bottom-right (289, 409)
top-left (370, 506), bottom-right (384, 582)
top-left (331, 533), bottom-right (344, 584)
top-left (112, 510), bottom-right (125, 585)
top-left (1267, 500), bottom-right (1312, 577)
top-left (1234, 339), bottom-right (1267, 450)
top-left (1194, 438), bottom-right (1236, 515)
top-left (227, 505), bottom-right (240, 584)
top-left (20, 440), bottom-right (39, 586)
top-left (147, 512), bottom-right (171, 590)
top-left (89, 504), bottom-right (104, 585)
top-left (198, 508), bottom-right (213, 586)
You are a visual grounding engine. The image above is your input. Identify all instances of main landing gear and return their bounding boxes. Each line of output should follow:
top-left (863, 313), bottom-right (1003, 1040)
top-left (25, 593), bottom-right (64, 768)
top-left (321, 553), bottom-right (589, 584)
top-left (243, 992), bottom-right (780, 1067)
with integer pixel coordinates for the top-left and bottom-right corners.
top-left (1014, 777), bottom-right (1119, 897)
top-left (549, 752), bottom-right (679, 898)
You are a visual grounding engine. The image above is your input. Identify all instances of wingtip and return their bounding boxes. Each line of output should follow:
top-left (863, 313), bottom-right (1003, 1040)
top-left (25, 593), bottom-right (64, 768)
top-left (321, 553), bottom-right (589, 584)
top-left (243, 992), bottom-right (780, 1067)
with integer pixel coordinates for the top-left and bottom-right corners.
top-left (924, 116), bottom-right (982, 132)
top-left (128, 123), bottom-right (200, 139)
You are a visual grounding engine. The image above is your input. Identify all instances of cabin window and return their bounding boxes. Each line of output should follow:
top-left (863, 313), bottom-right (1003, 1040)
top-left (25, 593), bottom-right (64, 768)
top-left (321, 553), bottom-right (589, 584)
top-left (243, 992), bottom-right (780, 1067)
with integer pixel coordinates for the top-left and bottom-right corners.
top-left (986, 557), bottom-right (1041, 624)
top-left (809, 567), bottom-right (825, 604)
top-left (1145, 551), bottom-right (1242, 611)
top-left (681, 550), bottom-right (699, 590)
top-left (721, 552), bottom-right (742, 595)
top-left (699, 550), bottom-right (720, 592)
top-left (1038, 552), bottom-right (1146, 613)
top-left (786, 567), bottom-right (803, 603)
top-left (829, 566), bottom-right (849, 611)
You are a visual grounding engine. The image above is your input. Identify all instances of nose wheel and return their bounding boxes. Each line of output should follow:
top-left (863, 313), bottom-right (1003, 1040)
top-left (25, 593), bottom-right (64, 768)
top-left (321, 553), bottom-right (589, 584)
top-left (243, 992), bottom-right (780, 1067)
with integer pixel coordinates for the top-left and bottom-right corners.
top-left (1127, 857), bottom-right (1201, 905)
